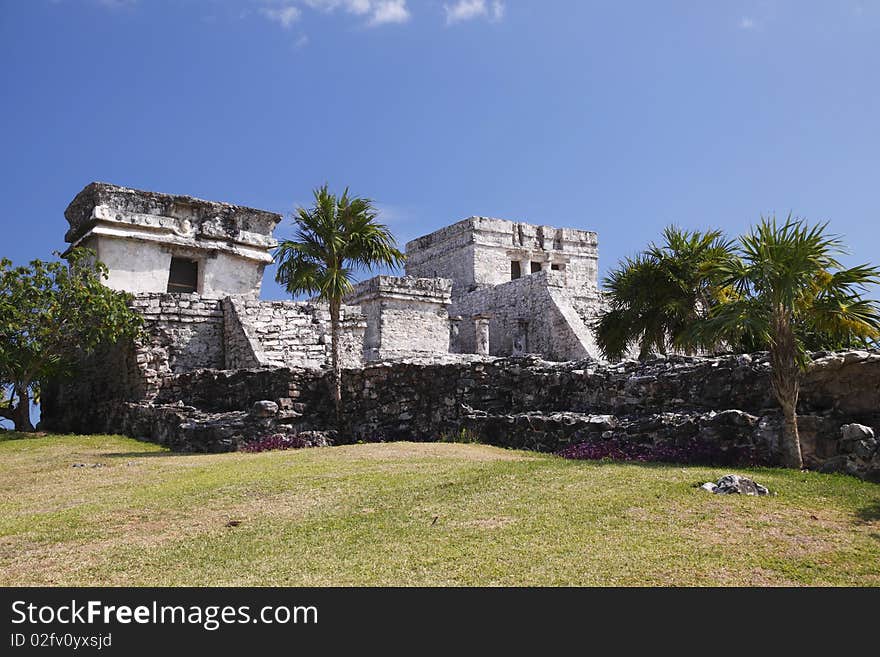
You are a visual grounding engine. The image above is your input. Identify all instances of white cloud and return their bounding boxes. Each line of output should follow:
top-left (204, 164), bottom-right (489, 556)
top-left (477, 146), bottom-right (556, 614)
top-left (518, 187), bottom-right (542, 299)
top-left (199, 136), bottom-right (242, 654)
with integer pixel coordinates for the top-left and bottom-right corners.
top-left (277, 0), bottom-right (408, 27)
top-left (261, 4), bottom-right (302, 28)
top-left (368, 0), bottom-right (410, 26)
top-left (302, 0), bottom-right (371, 14)
top-left (444, 0), bottom-right (504, 25)
top-left (738, 17), bottom-right (756, 30)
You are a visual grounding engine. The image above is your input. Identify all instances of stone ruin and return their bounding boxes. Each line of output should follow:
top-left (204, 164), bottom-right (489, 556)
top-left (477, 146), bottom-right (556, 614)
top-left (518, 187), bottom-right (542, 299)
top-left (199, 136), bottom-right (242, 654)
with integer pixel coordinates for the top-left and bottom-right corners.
top-left (40, 182), bottom-right (880, 481)
top-left (61, 182), bottom-right (605, 366)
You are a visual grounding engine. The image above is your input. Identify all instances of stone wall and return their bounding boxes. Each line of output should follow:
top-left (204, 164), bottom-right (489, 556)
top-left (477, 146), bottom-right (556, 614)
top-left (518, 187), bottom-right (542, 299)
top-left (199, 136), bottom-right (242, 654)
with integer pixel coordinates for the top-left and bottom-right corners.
top-left (451, 271), bottom-right (601, 360)
top-left (50, 349), bottom-right (880, 480)
top-left (405, 219), bottom-right (477, 297)
top-left (222, 296), bottom-right (366, 369)
top-left (345, 276), bottom-right (452, 361)
top-left (130, 293), bottom-right (225, 372)
top-left (223, 297), bottom-right (262, 369)
top-left (39, 340), bottom-right (142, 435)
top-left (40, 293), bottom-right (225, 432)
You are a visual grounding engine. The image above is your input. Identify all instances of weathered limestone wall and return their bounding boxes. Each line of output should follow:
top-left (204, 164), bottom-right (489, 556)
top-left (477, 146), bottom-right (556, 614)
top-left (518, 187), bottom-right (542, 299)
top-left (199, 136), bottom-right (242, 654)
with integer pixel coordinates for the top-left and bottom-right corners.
top-left (41, 292), bottom-right (225, 432)
top-left (223, 297), bottom-right (366, 369)
top-left (130, 293), bottom-right (226, 373)
top-left (345, 276), bottom-right (452, 361)
top-left (62, 350), bottom-right (880, 479)
top-left (405, 220), bottom-right (477, 297)
top-left (451, 271), bottom-right (601, 360)
top-left (223, 297), bottom-right (262, 369)
top-left (405, 217), bottom-right (599, 298)
top-left (470, 218), bottom-right (599, 291)
top-left (40, 292), bottom-right (227, 433)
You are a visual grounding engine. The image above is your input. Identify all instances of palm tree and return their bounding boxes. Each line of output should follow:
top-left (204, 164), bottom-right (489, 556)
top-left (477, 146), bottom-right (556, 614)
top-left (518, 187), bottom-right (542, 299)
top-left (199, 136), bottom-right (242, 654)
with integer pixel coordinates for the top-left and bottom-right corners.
top-left (594, 226), bottom-right (734, 360)
top-left (695, 216), bottom-right (880, 468)
top-left (274, 185), bottom-right (404, 417)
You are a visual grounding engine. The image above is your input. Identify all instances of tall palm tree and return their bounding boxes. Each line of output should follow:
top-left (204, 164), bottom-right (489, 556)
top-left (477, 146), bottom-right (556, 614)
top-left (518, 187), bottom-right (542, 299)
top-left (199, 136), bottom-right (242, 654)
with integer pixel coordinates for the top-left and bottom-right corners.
top-left (695, 216), bottom-right (880, 468)
top-left (594, 226), bottom-right (734, 360)
top-left (274, 185), bottom-right (404, 417)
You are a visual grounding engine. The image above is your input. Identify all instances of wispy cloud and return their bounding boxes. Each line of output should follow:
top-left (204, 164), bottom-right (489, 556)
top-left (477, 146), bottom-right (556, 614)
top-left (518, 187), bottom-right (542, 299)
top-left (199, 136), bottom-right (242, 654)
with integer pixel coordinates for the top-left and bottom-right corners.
top-left (368, 0), bottom-right (410, 26)
top-left (491, 0), bottom-right (504, 22)
top-left (296, 0), bottom-right (409, 26)
top-left (444, 0), bottom-right (504, 25)
top-left (88, 0), bottom-right (508, 31)
top-left (260, 4), bottom-right (302, 29)
top-left (94, 0), bottom-right (138, 8)
top-left (302, 0), bottom-right (371, 14)
top-left (738, 16), bottom-right (757, 30)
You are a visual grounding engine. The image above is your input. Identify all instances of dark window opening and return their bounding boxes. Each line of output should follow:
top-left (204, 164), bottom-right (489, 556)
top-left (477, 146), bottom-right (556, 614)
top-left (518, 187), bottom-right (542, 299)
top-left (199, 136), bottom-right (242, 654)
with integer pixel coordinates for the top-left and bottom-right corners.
top-left (551, 263), bottom-right (561, 271)
top-left (168, 257), bottom-right (199, 293)
top-left (530, 261), bottom-right (542, 274)
top-left (511, 261), bottom-right (521, 280)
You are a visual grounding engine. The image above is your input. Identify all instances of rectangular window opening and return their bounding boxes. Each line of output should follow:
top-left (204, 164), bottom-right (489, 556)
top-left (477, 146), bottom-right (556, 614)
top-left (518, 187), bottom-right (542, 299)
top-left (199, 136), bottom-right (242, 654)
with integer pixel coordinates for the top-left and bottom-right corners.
top-left (511, 260), bottom-right (521, 280)
top-left (167, 257), bottom-right (199, 293)
top-left (530, 261), bottom-right (542, 274)
top-left (551, 263), bottom-right (561, 271)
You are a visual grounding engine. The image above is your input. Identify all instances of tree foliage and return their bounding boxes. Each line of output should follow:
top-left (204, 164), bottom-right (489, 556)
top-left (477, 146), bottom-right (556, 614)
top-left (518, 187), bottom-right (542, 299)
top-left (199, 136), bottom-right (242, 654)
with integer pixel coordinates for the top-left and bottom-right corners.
top-left (594, 226), bottom-right (735, 360)
top-left (692, 216), bottom-right (880, 467)
top-left (274, 185), bottom-right (404, 416)
top-left (0, 249), bottom-right (142, 431)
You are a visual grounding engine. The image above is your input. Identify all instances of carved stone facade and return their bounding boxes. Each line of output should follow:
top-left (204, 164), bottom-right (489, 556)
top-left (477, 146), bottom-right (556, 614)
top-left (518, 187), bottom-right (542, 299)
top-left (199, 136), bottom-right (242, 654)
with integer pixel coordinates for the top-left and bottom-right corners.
top-left (405, 217), bottom-right (604, 360)
top-left (62, 183), bottom-right (607, 366)
top-left (64, 182), bottom-right (281, 297)
top-left (404, 216), bottom-right (599, 294)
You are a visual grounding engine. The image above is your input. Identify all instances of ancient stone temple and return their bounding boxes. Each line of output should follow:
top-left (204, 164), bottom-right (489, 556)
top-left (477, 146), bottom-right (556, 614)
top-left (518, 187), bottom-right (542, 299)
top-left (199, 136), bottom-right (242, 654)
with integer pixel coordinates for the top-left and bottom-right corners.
top-left (405, 217), bottom-right (604, 360)
top-left (64, 182), bottom-right (280, 297)
top-left (60, 182), bottom-right (605, 371)
top-left (39, 182), bottom-right (880, 481)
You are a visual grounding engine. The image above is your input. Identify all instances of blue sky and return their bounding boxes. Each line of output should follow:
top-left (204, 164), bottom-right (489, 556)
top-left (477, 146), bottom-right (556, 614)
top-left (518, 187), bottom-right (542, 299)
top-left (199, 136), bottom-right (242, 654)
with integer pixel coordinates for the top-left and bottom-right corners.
top-left (1, 0), bottom-right (879, 298)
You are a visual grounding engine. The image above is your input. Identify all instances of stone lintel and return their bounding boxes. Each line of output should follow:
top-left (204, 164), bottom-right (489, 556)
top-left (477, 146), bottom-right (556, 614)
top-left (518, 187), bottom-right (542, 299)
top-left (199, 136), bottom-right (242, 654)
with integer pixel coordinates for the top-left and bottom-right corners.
top-left (68, 223), bottom-right (275, 264)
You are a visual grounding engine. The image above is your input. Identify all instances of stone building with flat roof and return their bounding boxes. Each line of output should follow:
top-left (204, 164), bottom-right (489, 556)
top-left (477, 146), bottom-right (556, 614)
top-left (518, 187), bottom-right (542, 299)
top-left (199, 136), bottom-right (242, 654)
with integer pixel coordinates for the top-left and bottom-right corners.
top-left (405, 217), bottom-right (603, 361)
top-left (61, 182), bottom-right (604, 377)
top-left (405, 216), bottom-right (599, 295)
top-left (64, 182), bottom-right (281, 297)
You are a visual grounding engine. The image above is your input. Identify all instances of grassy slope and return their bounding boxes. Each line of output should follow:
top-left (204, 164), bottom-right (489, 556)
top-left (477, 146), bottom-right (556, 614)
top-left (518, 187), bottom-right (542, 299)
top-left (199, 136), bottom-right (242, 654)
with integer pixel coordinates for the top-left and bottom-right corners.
top-left (0, 433), bottom-right (878, 586)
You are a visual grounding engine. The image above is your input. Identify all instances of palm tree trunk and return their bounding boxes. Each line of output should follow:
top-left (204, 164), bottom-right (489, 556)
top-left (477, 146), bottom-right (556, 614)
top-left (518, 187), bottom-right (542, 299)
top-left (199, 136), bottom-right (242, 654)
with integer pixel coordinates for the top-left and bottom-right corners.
top-left (770, 313), bottom-right (804, 469)
top-left (329, 298), bottom-right (342, 421)
top-left (780, 400), bottom-right (803, 469)
top-left (13, 384), bottom-right (35, 433)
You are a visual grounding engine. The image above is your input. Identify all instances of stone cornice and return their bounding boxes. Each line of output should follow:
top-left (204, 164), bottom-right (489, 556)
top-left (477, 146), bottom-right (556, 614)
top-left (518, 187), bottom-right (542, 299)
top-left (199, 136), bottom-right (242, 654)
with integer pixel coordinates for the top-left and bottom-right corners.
top-left (64, 182), bottom-right (281, 257)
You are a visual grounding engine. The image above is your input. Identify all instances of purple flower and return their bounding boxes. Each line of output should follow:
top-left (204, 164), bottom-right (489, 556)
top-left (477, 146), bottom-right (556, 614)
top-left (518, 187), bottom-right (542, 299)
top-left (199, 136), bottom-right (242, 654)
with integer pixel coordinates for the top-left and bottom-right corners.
top-left (241, 433), bottom-right (310, 453)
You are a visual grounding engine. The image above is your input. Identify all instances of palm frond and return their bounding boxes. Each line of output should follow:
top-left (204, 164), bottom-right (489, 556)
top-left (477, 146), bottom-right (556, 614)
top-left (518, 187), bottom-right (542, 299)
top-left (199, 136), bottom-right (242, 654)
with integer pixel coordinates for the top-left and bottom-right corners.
top-left (273, 185), bottom-right (404, 304)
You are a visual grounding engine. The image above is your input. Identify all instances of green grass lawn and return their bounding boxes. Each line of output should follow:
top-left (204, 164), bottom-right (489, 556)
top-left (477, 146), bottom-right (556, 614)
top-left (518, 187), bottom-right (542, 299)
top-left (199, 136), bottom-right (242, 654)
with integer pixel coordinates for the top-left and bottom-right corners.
top-left (1, 432), bottom-right (878, 586)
